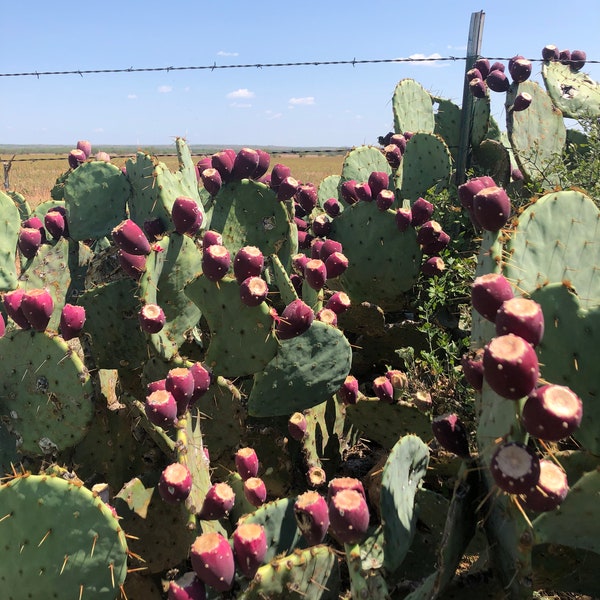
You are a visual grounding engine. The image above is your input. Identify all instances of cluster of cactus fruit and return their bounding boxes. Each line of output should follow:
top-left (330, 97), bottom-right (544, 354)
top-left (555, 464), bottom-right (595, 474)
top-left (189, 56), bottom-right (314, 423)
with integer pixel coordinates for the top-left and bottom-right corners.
top-left (0, 42), bottom-right (600, 600)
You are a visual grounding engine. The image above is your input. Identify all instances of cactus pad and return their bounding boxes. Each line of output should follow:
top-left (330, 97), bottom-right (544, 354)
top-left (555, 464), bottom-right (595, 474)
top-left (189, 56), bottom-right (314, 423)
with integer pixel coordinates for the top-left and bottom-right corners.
top-left (392, 79), bottom-right (435, 134)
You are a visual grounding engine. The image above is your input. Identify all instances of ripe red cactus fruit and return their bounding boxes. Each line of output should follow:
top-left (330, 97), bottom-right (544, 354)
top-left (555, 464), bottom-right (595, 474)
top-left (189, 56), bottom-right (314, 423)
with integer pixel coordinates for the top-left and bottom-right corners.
top-left (158, 462), bottom-right (193, 504)
top-left (522, 385), bottom-right (583, 442)
top-left (513, 92), bottom-right (533, 112)
top-left (457, 175), bottom-right (496, 211)
top-left (355, 182), bottom-right (372, 202)
top-left (118, 249), bottom-right (147, 280)
top-left (521, 459), bottom-right (569, 513)
top-left (489, 61), bottom-right (505, 73)
top-left (461, 348), bottom-right (484, 391)
top-left (3, 289), bottom-right (31, 329)
top-left (324, 252), bottom-right (349, 280)
top-left (138, 303), bottom-right (166, 334)
top-left (235, 447), bottom-right (260, 481)
top-left (18, 227), bottom-right (42, 259)
top-left (201, 230), bottom-right (223, 251)
top-left (559, 49), bottom-right (572, 65)
top-left (166, 367), bottom-right (195, 415)
top-left (76, 139), bottom-right (92, 158)
top-left (296, 183), bottom-right (318, 214)
top-left (243, 477), bottom-right (268, 507)
top-left (197, 482), bottom-right (235, 520)
top-left (395, 207), bottom-right (412, 232)
top-left (385, 369), bottom-right (408, 391)
top-left (0, 313), bottom-right (5, 338)
top-left (294, 490), bottom-right (330, 546)
top-left (569, 49), bottom-right (586, 71)
top-left (311, 214), bottom-right (332, 238)
top-left (472, 186), bottom-right (511, 231)
top-left (421, 256), bottom-right (445, 277)
top-left (269, 163), bottom-right (292, 191)
top-left (486, 69), bottom-right (510, 93)
top-left (44, 209), bottom-right (68, 240)
top-left (326, 291), bottom-right (351, 315)
top-left (239, 276), bottom-right (269, 307)
top-left (473, 57), bottom-right (491, 79)
top-left (368, 171), bottom-right (390, 199)
top-left (327, 477), bottom-right (366, 503)
top-left (291, 253), bottom-right (310, 275)
top-left (276, 299), bottom-right (314, 340)
top-left (232, 147), bottom-right (260, 181)
top-left (323, 197), bottom-right (341, 217)
top-left (340, 180), bottom-right (360, 205)
top-left (200, 168), bottom-right (222, 196)
top-left (471, 273), bottom-right (515, 322)
top-left (233, 246), bottom-right (264, 283)
top-left (253, 149), bottom-right (271, 180)
top-left (466, 67), bottom-right (482, 82)
top-left (276, 176), bottom-right (299, 202)
top-left (376, 189), bottom-right (396, 211)
top-left (490, 441), bottom-right (540, 495)
top-left (297, 230), bottom-right (314, 250)
top-left (410, 197), bottom-right (434, 227)
top-left (316, 307), bottom-right (338, 326)
top-left (211, 151), bottom-right (235, 183)
top-left (189, 362), bottom-right (212, 403)
top-left (59, 303), bottom-right (86, 340)
top-left (431, 413), bottom-right (470, 458)
top-left (337, 375), bottom-right (359, 405)
top-left (111, 219), bottom-right (151, 255)
top-left (304, 258), bottom-right (327, 291)
top-left (383, 144), bottom-right (402, 169)
top-left (232, 523), bottom-right (268, 579)
top-left (95, 151), bottom-right (111, 163)
top-left (469, 78), bottom-right (487, 99)
top-left (143, 217), bottom-right (166, 243)
top-left (389, 133), bottom-right (407, 153)
top-left (508, 57), bottom-right (532, 83)
top-left (172, 196), bottom-right (202, 236)
top-left (372, 375), bottom-right (394, 403)
top-left (145, 389), bottom-right (178, 427)
top-left (202, 244), bottom-right (231, 282)
top-left (20, 288), bottom-right (54, 332)
top-left (147, 378), bottom-right (166, 394)
top-left (294, 216), bottom-right (309, 231)
top-left (288, 412), bottom-right (308, 441)
top-left (23, 216), bottom-right (46, 243)
top-left (190, 532), bottom-right (235, 592)
top-left (318, 238), bottom-right (343, 262)
top-left (495, 297), bottom-right (544, 346)
top-left (483, 334), bottom-right (540, 400)
top-left (167, 571), bottom-right (207, 600)
top-left (542, 45), bottom-right (560, 61)
top-left (422, 230), bottom-right (451, 256)
top-left (328, 488), bottom-right (370, 545)
top-left (68, 148), bottom-right (87, 169)
top-left (416, 220), bottom-right (444, 247)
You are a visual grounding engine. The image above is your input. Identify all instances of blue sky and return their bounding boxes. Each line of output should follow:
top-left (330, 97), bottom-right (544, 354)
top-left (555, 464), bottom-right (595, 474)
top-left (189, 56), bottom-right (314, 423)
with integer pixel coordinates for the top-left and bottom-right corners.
top-left (2, 1), bottom-right (599, 148)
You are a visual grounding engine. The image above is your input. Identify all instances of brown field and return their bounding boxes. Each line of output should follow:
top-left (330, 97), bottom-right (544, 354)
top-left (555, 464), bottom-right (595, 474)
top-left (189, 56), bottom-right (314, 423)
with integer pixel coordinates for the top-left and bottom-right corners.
top-left (3, 152), bottom-right (346, 209)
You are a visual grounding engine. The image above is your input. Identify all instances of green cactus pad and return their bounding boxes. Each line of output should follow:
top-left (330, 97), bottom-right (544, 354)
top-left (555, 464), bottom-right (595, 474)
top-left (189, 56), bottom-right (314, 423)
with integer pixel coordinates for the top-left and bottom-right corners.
top-left (6, 190), bottom-right (31, 222)
top-left (0, 191), bottom-right (20, 291)
top-left (247, 320), bottom-right (352, 418)
top-left (269, 254), bottom-right (299, 306)
top-left (64, 161), bottom-right (130, 241)
top-left (472, 139), bottom-right (511, 187)
top-left (0, 473), bottom-right (128, 599)
top-left (392, 79), bottom-right (435, 134)
top-left (0, 330), bottom-right (94, 455)
top-left (339, 146), bottom-right (392, 190)
top-left (433, 97), bottom-right (461, 164)
top-left (470, 96), bottom-right (491, 147)
top-left (506, 80), bottom-right (566, 184)
top-left (330, 200), bottom-right (421, 310)
top-left (318, 174), bottom-right (342, 212)
top-left (542, 61), bottom-right (600, 119)
top-left (185, 275), bottom-right (277, 377)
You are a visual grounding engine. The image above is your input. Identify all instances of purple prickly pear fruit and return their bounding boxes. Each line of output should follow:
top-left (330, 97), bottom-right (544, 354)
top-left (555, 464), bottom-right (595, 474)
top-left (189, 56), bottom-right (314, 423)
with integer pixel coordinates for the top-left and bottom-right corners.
top-left (472, 186), bottom-right (511, 231)
top-left (18, 227), bottom-right (42, 259)
top-left (158, 462), bottom-right (193, 504)
top-left (368, 171), bottom-right (389, 199)
top-left (239, 276), bottom-right (269, 307)
top-left (189, 362), bottom-right (212, 403)
top-left (68, 148), bottom-right (87, 169)
top-left (569, 49), bottom-right (586, 71)
top-left (327, 477), bottom-right (366, 502)
top-left (422, 230), bottom-right (451, 256)
top-left (304, 258), bottom-right (327, 290)
top-left (232, 147), bottom-right (260, 181)
top-left (513, 92), bottom-right (533, 112)
top-left (389, 134), bottom-right (407, 154)
top-left (559, 49), bottom-right (571, 65)
top-left (324, 252), bottom-right (349, 279)
top-left (0, 313), bottom-right (5, 338)
top-left (95, 151), bottom-right (111, 162)
top-left (522, 385), bottom-right (583, 442)
top-left (458, 175), bottom-right (496, 210)
top-left (296, 183), bottom-right (318, 214)
top-left (395, 207), bottom-right (412, 232)
top-left (253, 149), bottom-right (271, 180)
top-left (466, 67), bottom-right (482, 82)
top-left (244, 477), bottom-right (267, 507)
top-left (21, 288), bottom-right (53, 332)
top-left (421, 256), bottom-right (445, 277)
top-left (372, 375), bottom-right (394, 403)
top-left (326, 291), bottom-right (351, 315)
top-left (112, 219), bottom-right (151, 255)
top-left (172, 196), bottom-right (202, 236)
top-left (473, 57), bottom-right (490, 79)
top-left (512, 168), bottom-right (524, 181)
top-left (166, 367), bottom-right (195, 415)
top-left (59, 303), bottom-right (86, 340)
top-left (328, 488), bottom-right (370, 545)
top-left (411, 197), bottom-right (434, 227)
top-left (44, 210), bottom-right (67, 240)
top-left (232, 523), bottom-right (268, 579)
top-left (118, 249), bottom-right (147, 279)
top-left (288, 411), bottom-right (308, 441)
top-left (297, 230), bottom-right (314, 250)
top-left (201, 230), bottom-right (223, 251)
top-left (277, 176), bottom-right (299, 202)
top-left (294, 202), bottom-right (308, 219)
top-left (461, 348), bottom-right (484, 391)
top-left (416, 220), bottom-right (443, 247)
top-left (310, 238), bottom-right (325, 259)
top-left (355, 182), bottom-right (372, 202)
top-left (318, 239), bottom-right (343, 262)
top-left (316, 307), bottom-right (338, 326)
top-left (311, 214), bottom-right (332, 238)
top-left (147, 378), bottom-right (166, 394)
top-left (190, 532), bottom-right (235, 592)
top-left (139, 303), bottom-right (166, 334)
top-left (145, 389), bottom-right (178, 427)
top-left (292, 253), bottom-right (310, 274)
top-left (337, 375), bottom-right (359, 405)
top-left (509, 58), bottom-right (532, 83)
top-left (168, 572), bottom-right (207, 600)
top-left (294, 491), bottom-right (330, 546)
top-left (269, 163), bottom-right (292, 191)
top-left (3, 289), bottom-right (31, 330)
top-left (76, 140), bottom-right (92, 158)
top-left (383, 144), bottom-right (402, 169)
top-left (211, 151), bottom-right (235, 183)
top-left (324, 197), bottom-right (341, 217)
top-left (23, 216), bottom-right (46, 242)
top-left (431, 413), bottom-right (470, 458)
top-left (200, 168), bottom-right (222, 196)
top-left (340, 180), bottom-right (360, 205)
top-left (202, 244), bottom-right (231, 282)
top-left (471, 273), bottom-right (514, 322)
top-left (542, 45), bottom-right (559, 61)
top-left (198, 482), bottom-right (235, 520)
top-left (483, 333), bottom-right (539, 400)
top-left (495, 297), bottom-right (544, 346)
top-left (469, 78), bottom-right (487, 99)
top-left (508, 54), bottom-right (524, 71)
top-left (385, 369), bottom-right (408, 393)
top-left (486, 69), bottom-right (510, 93)
top-left (490, 61), bottom-right (505, 73)
top-left (490, 441), bottom-right (540, 494)
top-left (143, 217), bottom-right (166, 242)
top-left (235, 447), bottom-right (260, 481)
top-left (233, 246), bottom-right (264, 283)
top-left (521, 459), bottom-right (569, 513)
top-left (276, 299), bottom-right (314, 340)
top-left (376, 189), bottom-right (395, 211)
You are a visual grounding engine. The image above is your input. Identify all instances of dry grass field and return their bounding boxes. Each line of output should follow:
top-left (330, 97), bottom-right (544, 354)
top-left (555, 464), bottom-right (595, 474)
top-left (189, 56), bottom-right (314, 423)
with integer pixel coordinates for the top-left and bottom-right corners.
top-left (3, 151), bottom-right (347, 209)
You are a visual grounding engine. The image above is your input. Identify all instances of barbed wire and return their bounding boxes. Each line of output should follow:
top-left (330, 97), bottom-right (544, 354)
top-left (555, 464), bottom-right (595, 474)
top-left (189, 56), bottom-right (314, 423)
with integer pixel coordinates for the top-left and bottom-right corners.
top-left (1, 55), bottom-right (598, 78)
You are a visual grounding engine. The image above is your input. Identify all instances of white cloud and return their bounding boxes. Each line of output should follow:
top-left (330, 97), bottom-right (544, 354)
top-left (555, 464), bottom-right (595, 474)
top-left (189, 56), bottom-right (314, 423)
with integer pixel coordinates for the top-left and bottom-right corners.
top-left (158, 85), bottom-right (173, 93)
top-left (406, 53), bottom-right (446, 67)
top-left (447, 44), bottom-right (467, 52)
top-left (227, 88), bottom-right (255, 99)
top-left (218, 51), bottom-right (239, 57)
top-left (288, 97), bottom-right (315, 106)
top-left (230, 102), bottom-right (252, 109)
top-left (127, 94), bottom-right (137, 100)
